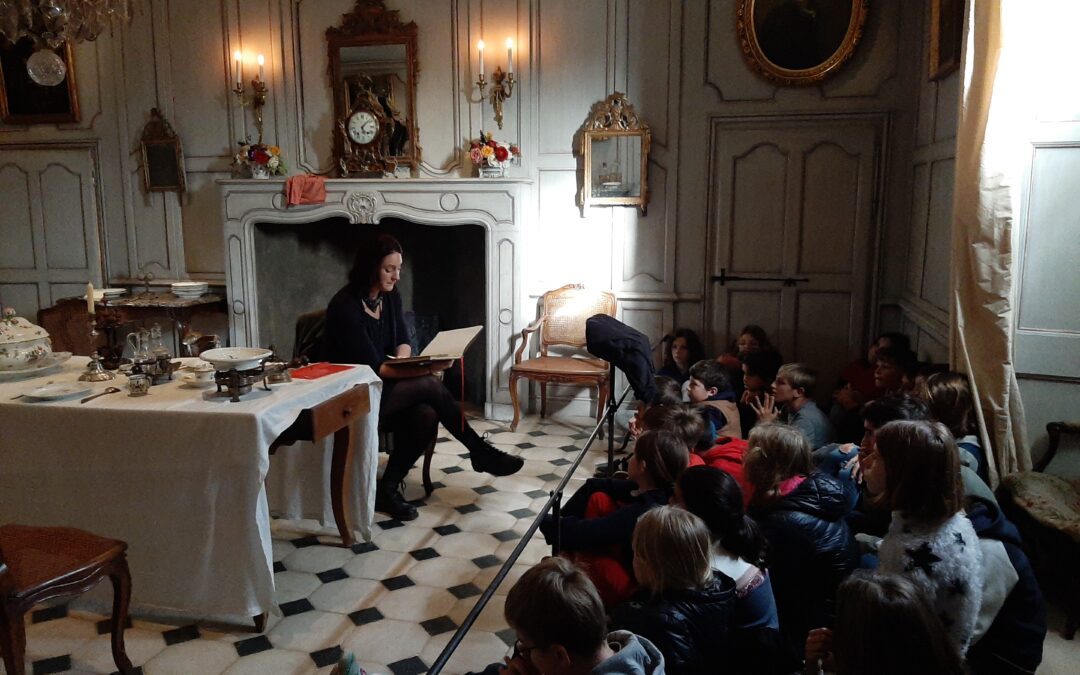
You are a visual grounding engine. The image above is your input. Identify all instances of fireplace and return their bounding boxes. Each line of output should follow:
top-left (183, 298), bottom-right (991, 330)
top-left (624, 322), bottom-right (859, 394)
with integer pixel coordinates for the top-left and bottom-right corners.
top-left (219, 178), bottom-right (530, 418)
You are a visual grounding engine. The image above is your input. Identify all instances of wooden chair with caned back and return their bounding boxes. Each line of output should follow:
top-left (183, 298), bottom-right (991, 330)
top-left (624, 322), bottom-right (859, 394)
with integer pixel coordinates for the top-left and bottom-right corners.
top-left (509, 284), bottom-right (617, 431)
top-left (0, 525), bottom-right (134, 674)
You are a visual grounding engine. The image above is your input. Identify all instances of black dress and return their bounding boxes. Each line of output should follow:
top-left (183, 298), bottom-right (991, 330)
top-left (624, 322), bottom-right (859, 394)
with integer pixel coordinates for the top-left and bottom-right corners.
top-left (321, 283), bottom-right (493, 484)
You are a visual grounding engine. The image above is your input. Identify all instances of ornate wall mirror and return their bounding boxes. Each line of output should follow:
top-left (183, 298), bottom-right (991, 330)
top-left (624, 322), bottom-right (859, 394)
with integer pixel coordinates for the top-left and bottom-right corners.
top-left (578, 93), bottom-right (651, 214)
top-left (140, 108), bottom-right (186, 192)
top-left (328, 0), bottom-right (419, 176)
top-left (736, 0), bottom-right (869, 86)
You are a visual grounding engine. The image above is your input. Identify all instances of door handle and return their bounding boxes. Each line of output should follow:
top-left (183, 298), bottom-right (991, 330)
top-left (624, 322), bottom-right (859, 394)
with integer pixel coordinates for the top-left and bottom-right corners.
top-left (711, 268), bottom-right (810, 287)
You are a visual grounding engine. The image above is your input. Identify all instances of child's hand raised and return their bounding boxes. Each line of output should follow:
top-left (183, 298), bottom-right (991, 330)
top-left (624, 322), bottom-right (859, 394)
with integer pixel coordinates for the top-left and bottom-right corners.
top-left (749, 392), bottom-right (779, 423)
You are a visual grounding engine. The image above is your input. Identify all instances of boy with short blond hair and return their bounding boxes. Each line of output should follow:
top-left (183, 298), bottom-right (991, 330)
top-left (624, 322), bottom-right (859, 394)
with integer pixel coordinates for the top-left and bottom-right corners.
top-left (750, 362), bottom-right (833, 449)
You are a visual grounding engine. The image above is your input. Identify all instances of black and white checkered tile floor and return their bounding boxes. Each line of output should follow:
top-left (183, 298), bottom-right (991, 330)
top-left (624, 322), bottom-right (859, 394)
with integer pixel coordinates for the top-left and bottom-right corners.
top-left (4, 416), bottom-right (600, 675)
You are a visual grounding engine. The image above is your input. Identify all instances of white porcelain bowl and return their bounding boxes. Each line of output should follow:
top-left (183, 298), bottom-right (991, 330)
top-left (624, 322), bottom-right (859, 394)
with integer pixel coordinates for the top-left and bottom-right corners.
top-left (199, 347), bottom-right (272, 372)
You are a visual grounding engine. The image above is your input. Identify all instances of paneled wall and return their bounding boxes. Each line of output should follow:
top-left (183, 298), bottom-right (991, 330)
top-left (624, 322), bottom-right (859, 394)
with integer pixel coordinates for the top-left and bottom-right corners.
top-left (894, 2), bottom-right (956, 362)
top-left (0, 0), bottom-right (930, 414)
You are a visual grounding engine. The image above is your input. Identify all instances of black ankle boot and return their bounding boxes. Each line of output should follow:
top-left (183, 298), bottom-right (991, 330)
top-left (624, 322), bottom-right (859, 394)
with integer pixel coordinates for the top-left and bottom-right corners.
top-left (374, 479), bottom-right (418, 521)
top-left (469, 441), bottom-right (524, 477)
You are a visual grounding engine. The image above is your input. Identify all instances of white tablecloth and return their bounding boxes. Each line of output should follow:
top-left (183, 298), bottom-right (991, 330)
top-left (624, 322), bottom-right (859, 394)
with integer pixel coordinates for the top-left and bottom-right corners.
top-left (0, 358), bottom-right (381, 619)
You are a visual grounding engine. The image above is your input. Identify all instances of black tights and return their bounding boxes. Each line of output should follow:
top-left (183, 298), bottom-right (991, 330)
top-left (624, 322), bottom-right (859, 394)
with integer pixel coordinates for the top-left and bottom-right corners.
top-left (380, 375), bottom-right (485, 483)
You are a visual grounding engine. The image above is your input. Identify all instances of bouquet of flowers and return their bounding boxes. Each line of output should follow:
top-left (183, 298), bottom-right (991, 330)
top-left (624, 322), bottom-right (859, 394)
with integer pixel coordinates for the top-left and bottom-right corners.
top-left (233, 140), bottom-right (287, 177)
top-left (469, 132), bottom-right (520, 169)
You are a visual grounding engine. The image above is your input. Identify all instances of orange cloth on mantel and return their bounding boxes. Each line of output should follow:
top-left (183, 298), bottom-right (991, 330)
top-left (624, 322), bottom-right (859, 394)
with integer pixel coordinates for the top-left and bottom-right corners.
top-left (284, 174), bottom-right (327, 206)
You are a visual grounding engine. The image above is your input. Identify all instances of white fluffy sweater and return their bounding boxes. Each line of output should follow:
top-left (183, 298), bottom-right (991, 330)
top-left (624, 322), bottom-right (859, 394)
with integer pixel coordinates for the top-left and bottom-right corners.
top-left (878, 511), bottom-right (983, 654)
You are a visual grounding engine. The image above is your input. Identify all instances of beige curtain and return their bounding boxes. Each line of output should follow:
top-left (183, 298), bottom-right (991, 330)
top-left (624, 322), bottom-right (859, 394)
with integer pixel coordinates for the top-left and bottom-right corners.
top-left (949, 0), bottom-right (1029, 487)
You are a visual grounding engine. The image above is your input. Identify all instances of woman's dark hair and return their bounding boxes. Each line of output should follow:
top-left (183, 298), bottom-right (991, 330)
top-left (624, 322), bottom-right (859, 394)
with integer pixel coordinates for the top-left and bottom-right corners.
top-left (920, 371), bottom-right (976, 438)
top-left (633, 430), bottom-right (690, 492)
top-left (876, 331), bottom-right (912, 355)
top-left (875, 420), bottom-right (962, 523)
top-left (678, 466), bottom-right (766, 567)
top-left (348, 233), bottom-right (403, 289)
top-left (833, 572), bottom-right (964, 675)
top-left (662, 328), bottom-right (707, 370)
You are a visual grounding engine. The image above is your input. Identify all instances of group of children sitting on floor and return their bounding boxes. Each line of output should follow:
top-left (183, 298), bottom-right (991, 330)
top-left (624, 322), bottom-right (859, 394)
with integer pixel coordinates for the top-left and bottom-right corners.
top-left (472, 325), bottom-right (1046, 675)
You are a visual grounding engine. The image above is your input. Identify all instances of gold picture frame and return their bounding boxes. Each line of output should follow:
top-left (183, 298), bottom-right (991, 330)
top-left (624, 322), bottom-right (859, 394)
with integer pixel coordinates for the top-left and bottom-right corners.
top-left (736, 0), bottom-right (870, 86)
top-left (929, 0), bottom-right (964, 81)
top-left (0, 38), bottom-right (80, 124)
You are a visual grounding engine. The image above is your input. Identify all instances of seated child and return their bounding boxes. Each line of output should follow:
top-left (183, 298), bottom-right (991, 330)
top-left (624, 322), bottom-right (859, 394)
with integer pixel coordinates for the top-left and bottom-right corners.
top-left (478, 556), bottom-right (665, 675)
top-left (688, 359), bottom-right (741, 442)
top-left (872, 345), bottom-right (916, 395)
top-left (920, 371), bottom-right (988, 481)
top-left (717, 324), bottom-right (780, 402)
top-left (611, 506), bottom-right (736, 675)
top-left (657, 328), bottom-right (707, 387)
top-left (675, 468), bottom-right (800, 675)
top-left (642, 404), bottom-right (753, 505)
top-left (538, 430), bottom-right (689, 607)
top-left (739, 350), bottom-right (783, 438)
top-left (863, 420), bottom-right (983, 654)
top-left (744, 422), bottom-right (859, 654)
top-left (750, 363), bottom-right (833, 449)
top-left (629, 376), bottom-right (684, 440)
top-left (803, 572), bottom-right (964, 675)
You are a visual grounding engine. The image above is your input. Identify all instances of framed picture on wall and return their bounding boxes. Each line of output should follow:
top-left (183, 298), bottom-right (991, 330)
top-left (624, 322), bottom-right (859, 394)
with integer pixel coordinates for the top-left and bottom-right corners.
top-left (929, 0), bottom-right (964, 81)
top-left (0, 38), bottom-right (80, 124)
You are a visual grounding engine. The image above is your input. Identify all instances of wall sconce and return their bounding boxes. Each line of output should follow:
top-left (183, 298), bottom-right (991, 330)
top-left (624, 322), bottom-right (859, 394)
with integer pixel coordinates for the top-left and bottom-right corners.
top-left (476, 38), bottom-right (515, 129)
top-left (232, 51), bottom-right (269, 143)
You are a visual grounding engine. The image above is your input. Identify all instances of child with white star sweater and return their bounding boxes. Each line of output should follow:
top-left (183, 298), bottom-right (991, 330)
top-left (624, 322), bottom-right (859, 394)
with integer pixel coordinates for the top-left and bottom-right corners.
top-left (878, 510), bottom-right (983, 654)
top-left (864, 420), bottom-right (985, 656)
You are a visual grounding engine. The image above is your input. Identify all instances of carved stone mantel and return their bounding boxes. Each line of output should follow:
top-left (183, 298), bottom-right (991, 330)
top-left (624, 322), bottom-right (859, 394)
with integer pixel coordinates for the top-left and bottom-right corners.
top-left (217, 177), bottom-right (532, 419)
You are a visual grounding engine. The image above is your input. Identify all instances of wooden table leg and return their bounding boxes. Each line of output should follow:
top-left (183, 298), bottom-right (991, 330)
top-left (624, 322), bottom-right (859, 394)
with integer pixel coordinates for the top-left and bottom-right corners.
top-left (330, 426), bottom-right (355, 547)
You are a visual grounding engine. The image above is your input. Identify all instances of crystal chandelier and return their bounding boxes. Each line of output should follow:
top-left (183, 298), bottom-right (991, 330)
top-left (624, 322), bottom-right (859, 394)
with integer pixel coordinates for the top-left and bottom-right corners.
top-left (0, 1), bottom-right (135, 85)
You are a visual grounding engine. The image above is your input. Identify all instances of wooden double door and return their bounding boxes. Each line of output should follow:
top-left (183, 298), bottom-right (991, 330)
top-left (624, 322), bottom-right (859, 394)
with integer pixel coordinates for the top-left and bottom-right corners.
top-left (707, 115), bottom-right (882, 398)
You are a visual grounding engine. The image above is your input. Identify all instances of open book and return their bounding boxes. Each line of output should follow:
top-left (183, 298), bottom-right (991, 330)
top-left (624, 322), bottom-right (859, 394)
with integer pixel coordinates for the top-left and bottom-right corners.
top-left (384, 325), bottom-right (483, 366)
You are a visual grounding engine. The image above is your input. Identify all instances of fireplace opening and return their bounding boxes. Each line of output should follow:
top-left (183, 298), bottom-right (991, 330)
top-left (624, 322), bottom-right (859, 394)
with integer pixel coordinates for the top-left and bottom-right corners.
top-left (253, 217), bottom-right (487, 405)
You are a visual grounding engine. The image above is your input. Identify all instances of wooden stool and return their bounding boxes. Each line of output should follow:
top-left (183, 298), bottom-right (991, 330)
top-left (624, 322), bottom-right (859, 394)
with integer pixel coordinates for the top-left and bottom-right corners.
top-left (0, 525), bottom-right (134, 675)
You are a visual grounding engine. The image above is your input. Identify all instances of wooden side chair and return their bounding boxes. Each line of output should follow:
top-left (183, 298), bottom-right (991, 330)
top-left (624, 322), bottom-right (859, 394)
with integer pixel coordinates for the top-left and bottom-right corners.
top-left (999, 421), bottom-right (1080, 639)
top-left (509, 284), bottom-right (617, 432)
top-left (0, 525), bottom-right (134, 674)
top-left (36, 298), bottom-right (99, 355)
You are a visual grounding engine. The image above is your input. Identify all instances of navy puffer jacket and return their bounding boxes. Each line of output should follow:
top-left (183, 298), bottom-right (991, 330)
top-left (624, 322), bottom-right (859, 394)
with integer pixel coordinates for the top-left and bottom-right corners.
top-left (611, 573), bottom-right (735, 675)
top-left (751, 472), bottom-right (859, 655)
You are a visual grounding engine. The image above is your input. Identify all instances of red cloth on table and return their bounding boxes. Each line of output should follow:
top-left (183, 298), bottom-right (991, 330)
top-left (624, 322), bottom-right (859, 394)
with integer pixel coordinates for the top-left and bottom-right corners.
top-left (285, 174), bottom-right (327, 206)
top-left (567, 491), bottom-right (638, 609)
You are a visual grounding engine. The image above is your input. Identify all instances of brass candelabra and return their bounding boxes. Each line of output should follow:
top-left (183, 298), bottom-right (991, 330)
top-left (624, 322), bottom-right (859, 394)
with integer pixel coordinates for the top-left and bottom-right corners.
top-left (477, 66), bottom-right (516, 130)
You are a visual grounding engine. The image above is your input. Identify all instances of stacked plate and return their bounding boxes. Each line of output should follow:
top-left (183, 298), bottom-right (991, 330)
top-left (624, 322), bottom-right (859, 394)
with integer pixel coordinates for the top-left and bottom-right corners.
top-left (87, 288), bottom-right (126, 301)
top-left (171, 281), bottom-right (208, 298)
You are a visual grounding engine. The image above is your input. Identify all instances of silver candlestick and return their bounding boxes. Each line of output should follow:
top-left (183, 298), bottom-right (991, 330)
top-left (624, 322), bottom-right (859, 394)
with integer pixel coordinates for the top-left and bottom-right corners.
top-left (79, 317), bottom-right (115, 382)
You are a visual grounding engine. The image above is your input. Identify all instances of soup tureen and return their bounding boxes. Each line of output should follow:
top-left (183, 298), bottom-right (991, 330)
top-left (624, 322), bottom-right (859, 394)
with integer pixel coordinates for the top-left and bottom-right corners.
top-left (0, 307), bottom-right (53, 371)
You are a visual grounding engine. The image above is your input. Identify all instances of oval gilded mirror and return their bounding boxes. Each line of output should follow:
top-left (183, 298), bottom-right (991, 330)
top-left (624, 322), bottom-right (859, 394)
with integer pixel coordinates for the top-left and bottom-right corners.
top-left (736, 0), bottom-right (869, 86)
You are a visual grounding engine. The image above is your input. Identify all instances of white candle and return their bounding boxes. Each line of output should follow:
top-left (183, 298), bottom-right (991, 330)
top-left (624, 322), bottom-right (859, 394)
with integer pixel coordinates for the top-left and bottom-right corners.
top-left (257, 54), bottom-right (265, 82)
top-left (506, 38), bottom-right (513, 74)
top-left (86, 282), bottom-right (95, 315)
top-left (478, 40), bottom-right (485, 76)
top-left (234, 51), bottom-right (242, 87)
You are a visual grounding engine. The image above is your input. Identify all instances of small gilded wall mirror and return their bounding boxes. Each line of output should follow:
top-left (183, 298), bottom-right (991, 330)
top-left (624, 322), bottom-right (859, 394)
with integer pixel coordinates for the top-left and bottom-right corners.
top-left (140, 108), bottom-right (186, 192)
top-left (578, 93), bottom-right (651, 214)
top-left (736, 0), bottom-right (869, 86)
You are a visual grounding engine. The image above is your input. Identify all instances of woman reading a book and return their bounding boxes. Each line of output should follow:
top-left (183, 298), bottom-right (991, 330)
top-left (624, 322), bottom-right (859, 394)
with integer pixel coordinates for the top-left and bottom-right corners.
top-left (321, 233), bottom-right (523, 521)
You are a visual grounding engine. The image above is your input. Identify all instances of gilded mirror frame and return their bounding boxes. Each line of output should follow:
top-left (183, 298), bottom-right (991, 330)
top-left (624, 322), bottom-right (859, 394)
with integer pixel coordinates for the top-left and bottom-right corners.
top-left (578, 93), bottom-right (651, 214)
top-left (327, 0), bottom-right (419, 174)
top-left (736, 0), bottom-right (869, 86)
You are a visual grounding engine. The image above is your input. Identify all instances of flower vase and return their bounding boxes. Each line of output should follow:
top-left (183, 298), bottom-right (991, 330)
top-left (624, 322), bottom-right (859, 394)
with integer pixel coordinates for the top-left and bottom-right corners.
top-left (251, 164), bottom-right (271, 179)
top-left (479, 165), bottom-right (504, 179)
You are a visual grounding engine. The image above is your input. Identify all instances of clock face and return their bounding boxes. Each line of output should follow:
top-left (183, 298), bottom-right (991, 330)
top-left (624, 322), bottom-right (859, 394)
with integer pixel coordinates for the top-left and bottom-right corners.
top-left (347, 111), bottom-right (378, 145)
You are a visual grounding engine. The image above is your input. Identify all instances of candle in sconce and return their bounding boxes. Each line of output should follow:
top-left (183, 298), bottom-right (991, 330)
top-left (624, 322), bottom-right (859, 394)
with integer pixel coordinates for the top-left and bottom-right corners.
top-left (506, 38), bottom-right (513, 75)
top-left (257, 54), bottom-right (265, 82)
top-left (234, 51), bottom-right (242, 88)
top-left (86, 282), bottom-right (95, 315)
top-left (478, 39), bottom-right (485, 77)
